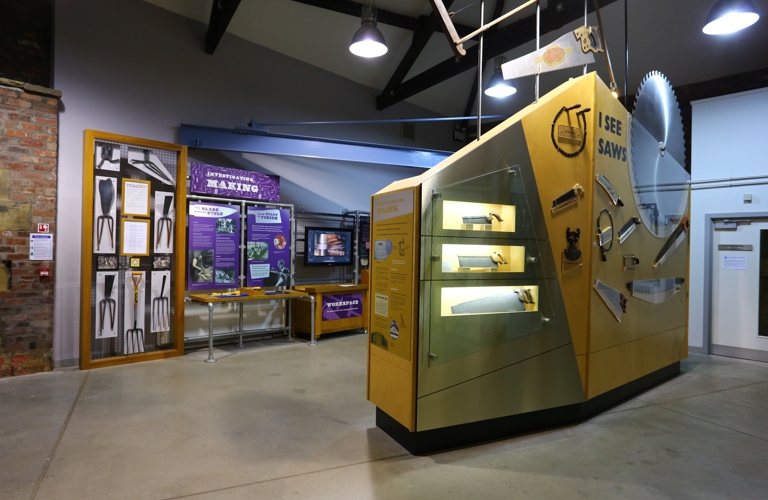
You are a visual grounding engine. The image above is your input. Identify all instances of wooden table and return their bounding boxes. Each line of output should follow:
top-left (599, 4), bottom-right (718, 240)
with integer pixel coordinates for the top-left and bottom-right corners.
top-left (292, 283), bottom-right (368, 346)
top-left (189, 290), bottom-right (311, 362)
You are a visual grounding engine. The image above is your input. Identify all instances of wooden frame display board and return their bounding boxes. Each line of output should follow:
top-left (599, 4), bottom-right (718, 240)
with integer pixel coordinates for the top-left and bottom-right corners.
top-left (80, 130), bottom-right (187, 369)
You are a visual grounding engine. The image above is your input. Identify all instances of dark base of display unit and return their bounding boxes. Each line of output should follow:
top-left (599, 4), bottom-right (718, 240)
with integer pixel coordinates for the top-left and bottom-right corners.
top-left (376, 361), bottom-right (680, 455)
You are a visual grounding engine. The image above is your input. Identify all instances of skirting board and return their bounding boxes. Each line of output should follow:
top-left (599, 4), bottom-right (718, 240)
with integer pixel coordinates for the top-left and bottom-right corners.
top-left (376, 361), bottom-right (680, 455)
top-left (712, 344), bottom-right (768, 363)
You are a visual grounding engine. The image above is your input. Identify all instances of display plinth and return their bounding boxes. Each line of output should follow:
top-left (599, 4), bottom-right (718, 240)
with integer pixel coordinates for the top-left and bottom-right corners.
top-left (292, 283), bottom-right (369, 343)
top-left (367, 72), bottom-right (689, 447)
top-left (377, 361), bottom-right (680, 455)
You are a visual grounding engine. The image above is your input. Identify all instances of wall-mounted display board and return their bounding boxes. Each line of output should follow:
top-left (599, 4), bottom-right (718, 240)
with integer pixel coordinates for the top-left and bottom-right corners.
top-left (80, 131), bottom-right (187, 369)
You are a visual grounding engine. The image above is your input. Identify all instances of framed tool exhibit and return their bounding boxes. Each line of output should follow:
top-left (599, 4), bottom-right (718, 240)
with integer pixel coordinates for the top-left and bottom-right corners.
top-left (80, 131), bottom-right (187, 369)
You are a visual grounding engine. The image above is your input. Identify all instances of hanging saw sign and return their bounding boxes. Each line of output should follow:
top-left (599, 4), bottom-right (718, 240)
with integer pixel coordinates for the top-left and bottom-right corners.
top-left (595, 174), bottom-right (624, 207)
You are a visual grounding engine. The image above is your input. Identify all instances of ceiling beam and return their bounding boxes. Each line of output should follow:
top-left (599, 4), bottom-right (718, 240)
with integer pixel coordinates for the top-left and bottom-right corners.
top-left (292, 0), bottom-right (475, 36)
top-left (377, 0), bottom-right (620, 110)
top-left (380, 1), bottom-right (455, 101)
top-left (205, 0), bottom-right (241, 55)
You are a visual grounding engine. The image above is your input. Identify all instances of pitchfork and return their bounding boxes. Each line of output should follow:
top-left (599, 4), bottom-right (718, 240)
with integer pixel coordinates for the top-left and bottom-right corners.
top-left (152, 275), bottom-right (169, 331)
top-left (126, 272), bottom-right (145, 354)
top-left (96, 178), bottom-right (114, 251)
top-left (156, 195), bottom-right (173, 249)
top-left (99, 274), bottom-right (116, 337)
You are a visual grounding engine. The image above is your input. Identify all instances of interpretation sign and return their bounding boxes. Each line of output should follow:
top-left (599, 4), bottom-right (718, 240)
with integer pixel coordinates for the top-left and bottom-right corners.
top-left (246, 207), bottom-right (291, 287)
top-left (187, 202), bottom-right (240, 290)
top-left (322, 292), bottom-right (363, 321)
top-left (189, 162), bottom-right (280, 202)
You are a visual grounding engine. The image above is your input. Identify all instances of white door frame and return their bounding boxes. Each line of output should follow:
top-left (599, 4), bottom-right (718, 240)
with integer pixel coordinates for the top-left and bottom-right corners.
top-left (703, 211), bottom-right (768, 361)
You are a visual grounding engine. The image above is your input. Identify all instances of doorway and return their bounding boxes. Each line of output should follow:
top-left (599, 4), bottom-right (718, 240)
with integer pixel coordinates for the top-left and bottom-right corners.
top-left (711, 217), bottom-right (768, 362)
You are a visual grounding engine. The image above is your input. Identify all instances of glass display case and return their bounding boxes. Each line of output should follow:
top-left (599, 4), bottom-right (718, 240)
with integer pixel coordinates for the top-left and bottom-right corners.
top-left (418, 164), bottom-right (563, 375)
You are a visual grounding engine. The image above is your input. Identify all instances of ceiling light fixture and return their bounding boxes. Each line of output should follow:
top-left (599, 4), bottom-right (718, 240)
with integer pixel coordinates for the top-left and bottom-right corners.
top-left (349, 5), bottom-right (388, 58)
top-left (485, 56), bottom-right (517, 98)
top-left (703, 0), bottom-right (760, 34)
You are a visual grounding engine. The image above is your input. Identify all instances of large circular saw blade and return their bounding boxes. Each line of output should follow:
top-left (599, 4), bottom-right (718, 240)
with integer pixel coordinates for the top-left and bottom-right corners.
top-left (630, 71), bottom-right (690, 238)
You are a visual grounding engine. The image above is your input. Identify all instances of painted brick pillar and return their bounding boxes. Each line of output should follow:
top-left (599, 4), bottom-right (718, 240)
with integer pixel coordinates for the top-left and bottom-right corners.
top-left (0, 77), bottom-right (60, 377)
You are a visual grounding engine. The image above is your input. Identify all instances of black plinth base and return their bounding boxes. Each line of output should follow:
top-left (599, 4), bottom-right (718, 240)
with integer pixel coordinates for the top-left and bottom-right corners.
top-left (376, 361), bottom-right (680, 455)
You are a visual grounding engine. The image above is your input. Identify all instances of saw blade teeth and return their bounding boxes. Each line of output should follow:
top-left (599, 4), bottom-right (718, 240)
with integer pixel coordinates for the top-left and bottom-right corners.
top-left (629, 70), bottom-right (689, 238)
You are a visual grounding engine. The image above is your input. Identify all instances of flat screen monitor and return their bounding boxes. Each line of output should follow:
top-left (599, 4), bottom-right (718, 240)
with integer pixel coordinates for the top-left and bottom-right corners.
top-left (304, 227), bottom-right (353, 266)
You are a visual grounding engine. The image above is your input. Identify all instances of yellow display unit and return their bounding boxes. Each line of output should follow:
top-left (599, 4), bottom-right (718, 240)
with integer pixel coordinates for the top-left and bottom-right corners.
top-left (367, 72), bottom-right (689, 453)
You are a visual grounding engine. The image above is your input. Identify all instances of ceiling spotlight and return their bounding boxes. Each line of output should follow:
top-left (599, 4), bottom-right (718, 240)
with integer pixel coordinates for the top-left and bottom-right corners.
top-left (350, 5), bottom-right (388, 58)
top-left (703, 0), bottom-right (760, 35)
top-left (485, 56), bottom-right (516, 98)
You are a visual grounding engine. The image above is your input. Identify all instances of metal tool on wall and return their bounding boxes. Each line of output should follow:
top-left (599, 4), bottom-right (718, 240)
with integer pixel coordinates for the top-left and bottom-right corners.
top-left (551, 184), bottom-right (584, 214)
top-left (130, 149), bottom-right (174, 185)
top-left (618, 216), bottom-right (641, 243)
top-left (126, 272), bottom-right (145, 354)
top-left (156, 194), bottom-right (174, 249)
top-left (562, 227), bottom-right (582, 273)
top-left (96, 143), bottom-right (119, 170)
top-left (653, 217), bottom-right (690, 269)
top-left (627, 277), bottom-right (685, 304)
top-left (98, 274), bottom-right (116, 337)
top-left (596, 174), bottom-right (624, 207)
top-left (596, 209), bottom-right (614, 262)
top-left (594, 279), bottom-right (627, 322)
top-left (152, 274), bottom-right (169, 331)
top-left (551, 104), bottom-right (591, 158)
top-left (96, 178), bottom-right (115, 251)
top-left (623, 254), bottom-right (640, 271)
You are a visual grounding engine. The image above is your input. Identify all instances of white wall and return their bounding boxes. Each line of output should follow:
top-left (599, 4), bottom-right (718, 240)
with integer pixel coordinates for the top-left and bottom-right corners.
top-left (54, 0), bottom-right (456, 366)
top-left (689, 88), bottom-right (768, 352)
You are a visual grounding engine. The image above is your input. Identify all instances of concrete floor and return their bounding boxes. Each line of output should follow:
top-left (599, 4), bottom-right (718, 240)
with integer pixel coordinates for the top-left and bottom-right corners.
top-left (2, 333), bottom-right (767, 500)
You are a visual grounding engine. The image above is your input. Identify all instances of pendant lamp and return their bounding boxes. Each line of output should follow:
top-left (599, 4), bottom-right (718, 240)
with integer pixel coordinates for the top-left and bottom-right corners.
top-left (350, 5), bottom-right (388, 58)
top-left (703, 0), bottom-right (760, 35)
top-left (485, 56), bottom-right (516, 98)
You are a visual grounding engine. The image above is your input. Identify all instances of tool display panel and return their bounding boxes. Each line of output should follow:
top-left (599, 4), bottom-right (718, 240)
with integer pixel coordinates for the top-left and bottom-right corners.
top-left (80, 131), bottom-right (187, 369)
top-left (368, 72), bottom-right (689, 453)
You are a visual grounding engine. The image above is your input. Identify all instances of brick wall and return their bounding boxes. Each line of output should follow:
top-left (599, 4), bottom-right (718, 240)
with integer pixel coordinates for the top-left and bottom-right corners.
top-left (0, 77), bottom-right (60, 377)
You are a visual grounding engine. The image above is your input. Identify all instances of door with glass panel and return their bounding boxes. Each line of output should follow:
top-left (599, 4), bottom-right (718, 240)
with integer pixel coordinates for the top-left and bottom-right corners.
top-left (711, 218), bottom-right (768, 361)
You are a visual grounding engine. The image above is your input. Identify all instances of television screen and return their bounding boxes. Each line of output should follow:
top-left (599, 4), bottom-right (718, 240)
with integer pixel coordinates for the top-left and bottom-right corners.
top-left (304, 227), bottom-right (353, 266)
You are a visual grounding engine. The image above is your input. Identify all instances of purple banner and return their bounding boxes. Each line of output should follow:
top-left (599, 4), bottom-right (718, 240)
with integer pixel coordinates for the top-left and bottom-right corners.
top-left (246, 208), bottom-right (291, 287)
top-left (322, 292), bottom-right (363, 321)
top-left (187, 202), bottom-right (240, 291)
top-left (190, 162), bottom-right (280, 202)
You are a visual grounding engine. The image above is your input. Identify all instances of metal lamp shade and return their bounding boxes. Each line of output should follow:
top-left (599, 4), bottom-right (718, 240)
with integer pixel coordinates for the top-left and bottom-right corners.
top-left (350, 21), bottom-right (388, 58)
top-left (703, 0), bottom-right (759, 34)
top-left (484, 69), bottom-right (516, 98)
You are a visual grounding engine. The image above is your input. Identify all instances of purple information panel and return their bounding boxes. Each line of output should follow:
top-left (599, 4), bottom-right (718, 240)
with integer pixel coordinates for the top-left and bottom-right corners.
top-left (190, 162), bottom-right (280, 202)
top-left (187, 202), bottom-right (240, 291)
top-left (322, 292), bottom-right (364, 321)
top-left (246, 207), bottom-right (291, 287)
